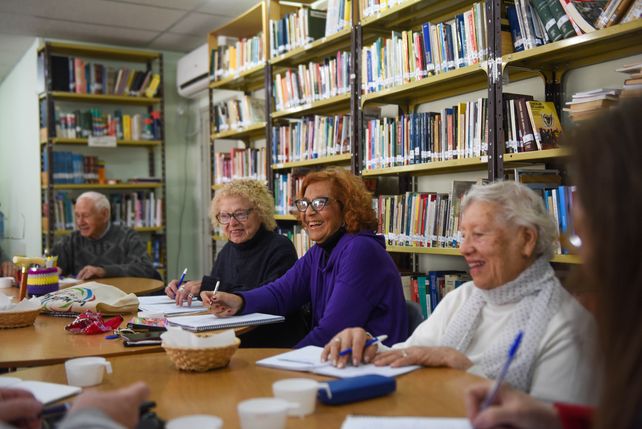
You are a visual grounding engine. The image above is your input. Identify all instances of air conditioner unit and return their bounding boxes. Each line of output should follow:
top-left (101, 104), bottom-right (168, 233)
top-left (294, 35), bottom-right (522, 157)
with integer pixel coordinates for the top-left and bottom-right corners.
top-left (177, 44), bottom-right (209, 98)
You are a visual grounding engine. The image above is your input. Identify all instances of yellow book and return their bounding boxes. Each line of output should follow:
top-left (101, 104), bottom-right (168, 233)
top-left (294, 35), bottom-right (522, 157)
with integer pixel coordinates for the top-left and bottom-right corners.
top-left (125, 70), bottom-right (137, 94)
top-left (123, 114), bottom-right (132, 140)
top-left (144, 74), bottom-right (161, 98)
top-left (229, 46), bottom-right (237, 71)
top-left (525, 100), bottom-right (562, 150)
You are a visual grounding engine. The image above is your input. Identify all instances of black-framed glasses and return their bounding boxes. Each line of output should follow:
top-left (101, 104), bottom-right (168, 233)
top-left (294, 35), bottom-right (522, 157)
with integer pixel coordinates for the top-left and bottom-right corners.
top-left (216, 208), bottom-right (253, 224)
top-left (294, 197), bottom-right (336, 212)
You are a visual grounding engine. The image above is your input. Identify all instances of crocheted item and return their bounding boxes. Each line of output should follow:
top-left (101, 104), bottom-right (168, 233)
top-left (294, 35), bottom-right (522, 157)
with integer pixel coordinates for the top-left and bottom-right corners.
top-left (440, 256), bottom-right (562, 392)
top-left (27, 267), bottom-right (59, 296)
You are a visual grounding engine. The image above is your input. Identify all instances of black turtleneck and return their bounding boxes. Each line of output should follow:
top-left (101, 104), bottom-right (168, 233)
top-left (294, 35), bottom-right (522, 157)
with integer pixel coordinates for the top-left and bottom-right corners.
top-left (317, 227), bottom-right (346, 255)
top-left (201, 227), bottom-right (297, 293)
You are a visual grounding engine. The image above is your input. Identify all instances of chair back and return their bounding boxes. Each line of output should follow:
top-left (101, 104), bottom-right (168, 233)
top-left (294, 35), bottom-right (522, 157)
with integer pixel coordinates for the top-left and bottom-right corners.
top-left (406, 300), bottom-right (425, 337)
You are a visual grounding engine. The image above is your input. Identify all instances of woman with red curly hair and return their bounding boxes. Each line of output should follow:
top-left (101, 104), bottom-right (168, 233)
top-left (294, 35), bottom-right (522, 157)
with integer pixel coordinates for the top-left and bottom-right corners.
top-left (202, 168), bottom-right (408, 348)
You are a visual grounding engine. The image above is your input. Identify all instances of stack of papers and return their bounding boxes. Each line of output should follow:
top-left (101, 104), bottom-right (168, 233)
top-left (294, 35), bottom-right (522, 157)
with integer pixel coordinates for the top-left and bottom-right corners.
top-left (138, 296), bottom-right (206, 317)
top-left (167, 312), bottom-right (285, 332)
top-left (256, 346), bottom-right (421, 378)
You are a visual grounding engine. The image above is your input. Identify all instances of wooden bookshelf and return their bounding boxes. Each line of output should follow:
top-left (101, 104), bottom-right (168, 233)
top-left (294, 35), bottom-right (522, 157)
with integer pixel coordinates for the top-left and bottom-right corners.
top-left (387, 245), bottom-right (581, 265)
top-left (210, 122), bottom-right (266, 140)
top-left (40, 41), bottom-right (160, 62)
top-left (504, 147), bottom-right (571, 163)
top-left (360, 0), bottom-right (474, 30)
top-left (39, 41), bottom-right (167, 273)
top-left (272, 93), bottom-right (351, 119)
top-left (48, 183), bottom-right (162, 190)
top-left (270, 27), bottom-right (352, 68)
top-left (55, 226), bottom-right (163, 236)
top-left (45, 138), bottom-right (162, 147)
top-left (274, 214), bottom-right (297, 221)
top-left (46, 92), bottom-right (161, 106)
top-left (272, 153), bottom-right (352, 170)
top-left (362, 156), bottom-right (488, 177)
top-left (208, 64), bottom-right (266, 91)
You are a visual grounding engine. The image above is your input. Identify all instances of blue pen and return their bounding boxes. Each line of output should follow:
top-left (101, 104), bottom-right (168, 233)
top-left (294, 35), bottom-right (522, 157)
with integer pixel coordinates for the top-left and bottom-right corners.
top-left (338, 334), bottom-right (388, 356)
top-left (480, 330), bottom-right (524, 410)
top-left (176, 268), bottom-right (188, 290)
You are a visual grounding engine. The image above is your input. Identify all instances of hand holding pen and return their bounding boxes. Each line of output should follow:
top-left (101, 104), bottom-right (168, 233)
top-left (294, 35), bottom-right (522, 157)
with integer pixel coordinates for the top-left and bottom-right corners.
top-left (321, 327), bottom-right (386, 368)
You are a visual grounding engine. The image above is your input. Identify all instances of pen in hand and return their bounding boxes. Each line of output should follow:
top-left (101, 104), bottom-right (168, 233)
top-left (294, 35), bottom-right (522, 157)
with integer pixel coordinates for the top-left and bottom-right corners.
top-left (176, 268), bottom-right (188, 290)
top-left (479, 330), bottom-right (524, 410)
top-left (207, 281), bottom-right (220, 309)
top-left (338, 334), bottom-right (388, 356)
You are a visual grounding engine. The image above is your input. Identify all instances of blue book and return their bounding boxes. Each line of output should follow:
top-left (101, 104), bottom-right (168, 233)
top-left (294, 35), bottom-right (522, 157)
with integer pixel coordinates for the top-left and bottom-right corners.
top-left (421, 23), bottom-right (434, 74)
top-left (455, 15), bottom-right (466, 67)
top-left (506, 5), bottom-right (524, 52)
top-left (557, 186), bottom-right (568, 253)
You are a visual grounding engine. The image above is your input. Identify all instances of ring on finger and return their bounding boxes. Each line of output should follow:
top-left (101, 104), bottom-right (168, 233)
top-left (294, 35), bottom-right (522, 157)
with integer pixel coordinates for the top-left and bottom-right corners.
top-left (188, 293), bottom-right (194, 298)
top-left (401, 349), bottom-right (408, 358)
top-left (333, 337), bottom-right (341, 343)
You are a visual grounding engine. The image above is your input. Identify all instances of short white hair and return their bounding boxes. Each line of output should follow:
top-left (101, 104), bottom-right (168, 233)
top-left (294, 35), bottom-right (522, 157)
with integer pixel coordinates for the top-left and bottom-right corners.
top-left (461, 181), bottom-right (558, 259)
top-left (77, 191), bottom-right (111, 216)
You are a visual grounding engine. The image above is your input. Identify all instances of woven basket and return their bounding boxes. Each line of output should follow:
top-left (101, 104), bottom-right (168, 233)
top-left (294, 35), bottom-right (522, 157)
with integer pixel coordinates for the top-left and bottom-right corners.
top-left (0, 308), bottom-right (41, 329)
top-left (163, 337), bottom-right (241, 372)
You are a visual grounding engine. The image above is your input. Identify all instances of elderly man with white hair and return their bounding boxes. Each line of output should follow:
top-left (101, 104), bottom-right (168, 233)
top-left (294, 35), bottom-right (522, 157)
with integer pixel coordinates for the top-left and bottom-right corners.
top-left (52, 191), bottom-right (159, 280)
top-left (323, 181), bottom-right (598, 405)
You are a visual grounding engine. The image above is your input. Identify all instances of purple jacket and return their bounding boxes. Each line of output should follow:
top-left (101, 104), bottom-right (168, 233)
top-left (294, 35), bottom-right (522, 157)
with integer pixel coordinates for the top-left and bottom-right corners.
top-left (239, 231), bottom-right (408, 348)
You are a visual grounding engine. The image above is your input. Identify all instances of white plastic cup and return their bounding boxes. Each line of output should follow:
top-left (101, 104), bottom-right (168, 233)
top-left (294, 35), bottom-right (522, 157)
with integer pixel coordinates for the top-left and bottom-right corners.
top-left (237, 397), bottom-right (292, 429)
top-left (64, 357), bottom-right (112, 387)
top-left (166, 415), bottom-right (223, 429)
top-left (272, 378), bottom-right (319, 417)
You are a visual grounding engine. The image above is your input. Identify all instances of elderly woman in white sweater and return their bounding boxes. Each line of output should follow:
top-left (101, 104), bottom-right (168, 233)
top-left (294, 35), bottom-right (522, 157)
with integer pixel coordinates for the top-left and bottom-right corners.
top-left (322, 181), bottom-right (598, 405)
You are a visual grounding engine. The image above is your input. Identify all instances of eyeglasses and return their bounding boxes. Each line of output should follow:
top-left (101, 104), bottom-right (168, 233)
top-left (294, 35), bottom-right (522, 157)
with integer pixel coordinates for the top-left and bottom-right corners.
top-left (216, 208), bottom-right (253, 224)
top-left (294, 197), bottom-right (336, 212)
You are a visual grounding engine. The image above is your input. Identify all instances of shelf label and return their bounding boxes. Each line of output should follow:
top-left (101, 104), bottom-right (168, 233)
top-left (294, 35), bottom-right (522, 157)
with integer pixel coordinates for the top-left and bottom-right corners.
top-left (88, 135), bottom-right (117, 148)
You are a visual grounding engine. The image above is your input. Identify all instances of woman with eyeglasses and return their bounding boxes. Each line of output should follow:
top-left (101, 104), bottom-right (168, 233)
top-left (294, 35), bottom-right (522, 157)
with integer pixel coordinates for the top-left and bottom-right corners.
top-left (165, 179), bottom-right (307, 347)
top-left (201, 168), bottom-right (408, 348)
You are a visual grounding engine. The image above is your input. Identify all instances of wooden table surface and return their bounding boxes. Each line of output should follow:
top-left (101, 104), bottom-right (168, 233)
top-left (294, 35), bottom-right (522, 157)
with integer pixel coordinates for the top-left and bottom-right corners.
top-left (9, 349), bottom-right (482, 428)
top-left (0, 277), bottom-right (164, 368)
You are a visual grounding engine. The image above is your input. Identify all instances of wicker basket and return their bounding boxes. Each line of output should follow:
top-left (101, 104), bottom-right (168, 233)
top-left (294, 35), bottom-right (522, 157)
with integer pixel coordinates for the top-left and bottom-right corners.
top-left (163, 337), bottom-right (241, 372)
top-left (0, 308), bottom-right (41, 329)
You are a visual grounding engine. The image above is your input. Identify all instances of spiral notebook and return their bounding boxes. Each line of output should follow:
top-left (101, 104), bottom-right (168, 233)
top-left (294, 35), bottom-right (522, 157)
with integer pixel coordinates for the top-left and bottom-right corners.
top-left (166, 312), bottom-right (285, 332)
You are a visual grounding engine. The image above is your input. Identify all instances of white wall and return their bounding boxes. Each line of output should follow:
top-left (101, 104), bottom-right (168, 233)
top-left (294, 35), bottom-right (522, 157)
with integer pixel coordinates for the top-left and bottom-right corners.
top-left (0, 38), bottom-right (40, 258)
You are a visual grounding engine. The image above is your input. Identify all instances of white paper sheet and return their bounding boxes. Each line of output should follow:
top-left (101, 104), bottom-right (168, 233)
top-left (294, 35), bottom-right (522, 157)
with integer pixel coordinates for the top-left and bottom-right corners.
top-left (341, 416), bottom-right (472, 429)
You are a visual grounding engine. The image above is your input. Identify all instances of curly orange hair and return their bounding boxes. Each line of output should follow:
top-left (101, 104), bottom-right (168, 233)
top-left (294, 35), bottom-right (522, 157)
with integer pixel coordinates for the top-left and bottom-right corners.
top-left (299, 168), bottom-right (378, 233)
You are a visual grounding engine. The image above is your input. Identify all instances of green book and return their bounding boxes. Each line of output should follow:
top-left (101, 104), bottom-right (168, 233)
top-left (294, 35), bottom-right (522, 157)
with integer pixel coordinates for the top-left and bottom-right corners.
top-left (531, 0), bottom-right (563, 42)
top-left (417, 276), bottom-right (428, 319)
top-left (546, 0), bottom-right (577, 38)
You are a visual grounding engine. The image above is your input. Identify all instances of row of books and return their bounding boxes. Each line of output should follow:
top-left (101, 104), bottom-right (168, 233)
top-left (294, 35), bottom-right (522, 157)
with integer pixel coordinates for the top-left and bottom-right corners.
top-left (269, 8), bottom-right (326, 58)
top-left (361, 2), bottom-right (487, 94)
top-left (48, 191), bottom-right (163, 230)
top-left (110, 192), bottom-right (164, 229)
top-left (271, 115), bottom-right (352, 164)
top-left (43, 152), bottom-right (102, 184)
top-left (507, 0), bottom-right (575, 53)
top-left (274, 172), bottom-right (304, 215)
top-left (210, 34), bottom-right (264, 81)
top-left (277, 225), bottom-right (312, 259)
top-left (503, 96), bottom-right (562, 153)
top-left (212, 96), bottom-right (265, 134)
top-left (273, 51), bottom-right (351, 111)
top-left (213, 148), bottom-right (267, 185)
top-left (54, 108), bottom-right (162, 140)
top-left (47, 55), bottom-right (160, 97)
top-left (373, 181), bottom-right (476, 249)
top-left (325, 0), bottom-right (352, 37)
top-left (362, 99), bottom-right (489, 171)
top-left (402, 272), bottom-right (471, 317)
top-left (359, 0), bottom-right (405, 20)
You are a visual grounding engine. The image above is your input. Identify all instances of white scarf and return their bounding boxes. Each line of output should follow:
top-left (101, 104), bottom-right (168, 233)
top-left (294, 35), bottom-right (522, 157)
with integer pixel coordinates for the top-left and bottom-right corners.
top-left (441, 256), bottom-right (562, 392)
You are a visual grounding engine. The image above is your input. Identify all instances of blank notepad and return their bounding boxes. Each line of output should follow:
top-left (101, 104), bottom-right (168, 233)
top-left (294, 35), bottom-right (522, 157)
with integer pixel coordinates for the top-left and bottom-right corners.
top-left (0, 377), bottom-right (81, 404)
top-left (166, 312), bottom-right (285, 332)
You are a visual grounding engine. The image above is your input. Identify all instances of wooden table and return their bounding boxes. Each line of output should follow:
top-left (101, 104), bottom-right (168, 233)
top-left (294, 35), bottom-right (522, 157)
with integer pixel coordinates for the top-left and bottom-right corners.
top-left (2, 277), bottom-right (164, 298)
top-left (0, 315), bottom-right (163, 368)
top-left (9, 349), bottom-right (482, 428)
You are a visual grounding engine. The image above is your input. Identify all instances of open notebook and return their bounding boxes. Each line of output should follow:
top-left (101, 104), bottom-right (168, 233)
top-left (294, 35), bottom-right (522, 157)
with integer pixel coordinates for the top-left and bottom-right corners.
top-left (0, 377), bottom-right (81, 405)
top-left (166, 312), bottom-right (285, 332)
top-left (138, 295), bottom-right (206, 317)
top-left (341, 416), bottom-right (472, 429)
top-left (256, 346), bottom-right (421, 378)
